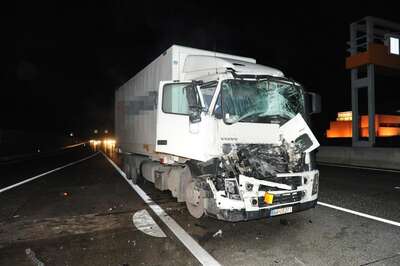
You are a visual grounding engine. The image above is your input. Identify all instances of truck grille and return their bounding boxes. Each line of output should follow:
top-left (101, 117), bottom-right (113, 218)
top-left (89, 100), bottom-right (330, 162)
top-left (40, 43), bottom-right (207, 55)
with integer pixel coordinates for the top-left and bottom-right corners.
top-left (259, 175), bottom-right (303, 190)
top-left (258, 191), bottom-right (304, 207)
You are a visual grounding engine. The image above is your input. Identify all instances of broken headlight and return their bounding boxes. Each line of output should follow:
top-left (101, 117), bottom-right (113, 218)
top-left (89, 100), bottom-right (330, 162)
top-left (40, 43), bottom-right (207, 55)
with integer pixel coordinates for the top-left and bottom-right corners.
top-left (312, 172), bottom-right (319, 195)
top-left (224, 178), bottom-right (241, 200)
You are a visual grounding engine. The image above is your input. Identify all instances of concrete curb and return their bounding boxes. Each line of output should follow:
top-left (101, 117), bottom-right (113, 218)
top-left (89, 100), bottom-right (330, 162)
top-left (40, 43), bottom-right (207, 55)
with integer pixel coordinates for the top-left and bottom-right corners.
top-left (316, 146), bottom-right (400, 171)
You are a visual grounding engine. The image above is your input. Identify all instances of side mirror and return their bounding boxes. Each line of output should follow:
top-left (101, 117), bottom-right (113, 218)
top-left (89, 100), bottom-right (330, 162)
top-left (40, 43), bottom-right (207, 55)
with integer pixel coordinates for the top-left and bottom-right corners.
top-left (189, 109), bottom-right (201, 123)
top-left (307, 92), bottom-right (321, 114)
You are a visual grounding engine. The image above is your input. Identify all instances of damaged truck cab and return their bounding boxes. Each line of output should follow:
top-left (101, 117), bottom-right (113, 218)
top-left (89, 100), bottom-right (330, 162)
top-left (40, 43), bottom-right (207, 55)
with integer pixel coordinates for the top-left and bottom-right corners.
top-left (115, 45), bottom-right (321, 222)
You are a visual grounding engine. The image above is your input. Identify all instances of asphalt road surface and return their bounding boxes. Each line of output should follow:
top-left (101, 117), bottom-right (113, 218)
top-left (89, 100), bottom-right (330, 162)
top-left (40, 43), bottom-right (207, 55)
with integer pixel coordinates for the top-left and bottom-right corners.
top-left (1, 145), bottom-right (399, 265)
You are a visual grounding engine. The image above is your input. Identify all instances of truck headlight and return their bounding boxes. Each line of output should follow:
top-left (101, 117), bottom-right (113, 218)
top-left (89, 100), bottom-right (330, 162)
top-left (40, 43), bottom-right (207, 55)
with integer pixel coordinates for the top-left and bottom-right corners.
top-left (224, 178), bottom-right (241, 199)
top-left (312, 172), bottom-right (319, 195)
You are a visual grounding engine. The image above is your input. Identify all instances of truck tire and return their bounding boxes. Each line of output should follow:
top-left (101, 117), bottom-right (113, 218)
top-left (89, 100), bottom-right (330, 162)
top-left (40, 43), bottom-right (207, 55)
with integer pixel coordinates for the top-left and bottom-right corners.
top-left (184, 180), bottom-right (204, 218)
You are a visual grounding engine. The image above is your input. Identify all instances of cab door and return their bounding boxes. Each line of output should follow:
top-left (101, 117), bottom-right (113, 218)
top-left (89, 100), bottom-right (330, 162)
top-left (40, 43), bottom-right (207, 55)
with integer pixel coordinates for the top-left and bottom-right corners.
top-left (155, 81), bottom-right (209, 161)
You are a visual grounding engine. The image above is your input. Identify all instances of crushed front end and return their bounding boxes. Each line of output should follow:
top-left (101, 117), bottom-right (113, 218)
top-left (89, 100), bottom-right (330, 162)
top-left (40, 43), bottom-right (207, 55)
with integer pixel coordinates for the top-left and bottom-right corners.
top-left (197, 115), bottom-right (320, 222)
top-left (200, 143), bottom-right (319, 221)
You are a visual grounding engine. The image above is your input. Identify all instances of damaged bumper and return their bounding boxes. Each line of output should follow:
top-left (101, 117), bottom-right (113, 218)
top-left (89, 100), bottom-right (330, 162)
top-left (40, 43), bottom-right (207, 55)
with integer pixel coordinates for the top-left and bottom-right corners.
top-left (213, 199), bottom-right (318, 222)
top-left (204, 170), bottom-right (319, 221)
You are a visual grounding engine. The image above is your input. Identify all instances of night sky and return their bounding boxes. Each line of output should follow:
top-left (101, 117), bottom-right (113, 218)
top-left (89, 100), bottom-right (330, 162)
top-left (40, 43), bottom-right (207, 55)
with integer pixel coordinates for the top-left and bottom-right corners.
top-left (8, 2), bottom-right (399, 139)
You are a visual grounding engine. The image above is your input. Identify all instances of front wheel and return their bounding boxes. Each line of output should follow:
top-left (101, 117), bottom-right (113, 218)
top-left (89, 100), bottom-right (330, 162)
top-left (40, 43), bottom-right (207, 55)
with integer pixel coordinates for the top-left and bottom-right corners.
top-left (184, 181), bottom-right (204, 219)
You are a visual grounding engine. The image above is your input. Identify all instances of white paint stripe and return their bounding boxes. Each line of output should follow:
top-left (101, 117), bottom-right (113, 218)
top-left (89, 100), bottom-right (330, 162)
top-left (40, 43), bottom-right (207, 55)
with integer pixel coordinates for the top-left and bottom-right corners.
top-left (318, 162), bottom-right (400, 173)
top-left (318, 201), bottom-right (400, 227)
top-left (101, 152), bottom-right (221, 266)
top-left (61, 142), bottom-right (87, 150)
top-left (0, 152), bottom-right (99, 193)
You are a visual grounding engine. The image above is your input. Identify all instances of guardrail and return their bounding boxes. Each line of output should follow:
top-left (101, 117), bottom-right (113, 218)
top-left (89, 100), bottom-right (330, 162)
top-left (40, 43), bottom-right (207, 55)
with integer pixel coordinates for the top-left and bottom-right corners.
top-left (316, 146), bottom-right (400, 171)
top-left (0, 142), bottom-right (88, 165)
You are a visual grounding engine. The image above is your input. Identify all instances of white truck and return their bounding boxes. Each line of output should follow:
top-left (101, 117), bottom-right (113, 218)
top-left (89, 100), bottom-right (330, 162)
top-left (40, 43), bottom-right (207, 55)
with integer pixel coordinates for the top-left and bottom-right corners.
top-left (115, 45), bottom-right (321, 221)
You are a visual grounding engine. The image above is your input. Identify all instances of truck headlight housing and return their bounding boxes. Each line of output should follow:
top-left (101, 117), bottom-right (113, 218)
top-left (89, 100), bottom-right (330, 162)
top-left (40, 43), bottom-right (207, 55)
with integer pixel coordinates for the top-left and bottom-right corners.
top-left (224, 178), bottom-right (241, 200)
top-left (312, 172), bottom-right (319, 195)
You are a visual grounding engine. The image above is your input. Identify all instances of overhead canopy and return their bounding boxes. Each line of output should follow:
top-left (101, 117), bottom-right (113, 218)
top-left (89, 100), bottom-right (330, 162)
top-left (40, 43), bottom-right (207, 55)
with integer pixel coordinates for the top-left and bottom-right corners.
top-left (183, 55), bottom-right (284, 77)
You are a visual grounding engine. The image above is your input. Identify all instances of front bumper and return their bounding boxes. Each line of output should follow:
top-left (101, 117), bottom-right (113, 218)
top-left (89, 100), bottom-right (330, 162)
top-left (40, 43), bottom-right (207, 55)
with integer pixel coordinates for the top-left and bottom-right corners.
top-left (209, 199), bottom-right (318, 222)
top-left (204, 170), bottom-right (319, 221)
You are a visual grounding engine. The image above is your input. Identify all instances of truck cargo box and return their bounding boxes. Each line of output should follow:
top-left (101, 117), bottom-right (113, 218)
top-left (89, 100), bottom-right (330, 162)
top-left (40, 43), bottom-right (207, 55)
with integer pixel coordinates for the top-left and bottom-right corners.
top-left (115, 45), bottom-right (256, 157)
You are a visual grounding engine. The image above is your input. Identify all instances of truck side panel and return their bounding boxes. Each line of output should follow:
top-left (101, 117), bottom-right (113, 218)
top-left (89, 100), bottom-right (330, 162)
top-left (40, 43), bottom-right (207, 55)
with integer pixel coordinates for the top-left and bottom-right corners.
top-left (115, 49), bottom-right (174, 156)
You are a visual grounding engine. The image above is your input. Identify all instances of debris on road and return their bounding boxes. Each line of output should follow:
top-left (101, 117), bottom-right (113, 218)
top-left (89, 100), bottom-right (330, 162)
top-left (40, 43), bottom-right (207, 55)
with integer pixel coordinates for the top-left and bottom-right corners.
top-left (132, 209), bottom-right (166, 238)
top-left (25, 248), bottom-right (45, 266)
top-left (213, 229), bottom-right (223, 238)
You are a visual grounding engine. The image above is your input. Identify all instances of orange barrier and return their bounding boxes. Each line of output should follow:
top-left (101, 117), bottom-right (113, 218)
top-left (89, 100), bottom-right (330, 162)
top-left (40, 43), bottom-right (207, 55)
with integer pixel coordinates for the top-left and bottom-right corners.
top-left (326, 112), bottom-right (400, 138)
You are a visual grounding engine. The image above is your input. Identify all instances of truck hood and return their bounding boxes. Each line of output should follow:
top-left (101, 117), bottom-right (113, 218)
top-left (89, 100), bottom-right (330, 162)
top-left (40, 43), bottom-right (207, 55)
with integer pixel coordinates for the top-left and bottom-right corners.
top-left (218, 114), bottom-right (319, 153)
top-left (217, 114), bottom-right (320, 178)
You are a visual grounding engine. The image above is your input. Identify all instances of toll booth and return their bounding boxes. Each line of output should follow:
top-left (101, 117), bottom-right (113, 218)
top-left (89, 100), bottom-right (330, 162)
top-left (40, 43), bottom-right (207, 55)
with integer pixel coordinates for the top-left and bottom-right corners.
top-left (346, 16), bottom-right (400, 147)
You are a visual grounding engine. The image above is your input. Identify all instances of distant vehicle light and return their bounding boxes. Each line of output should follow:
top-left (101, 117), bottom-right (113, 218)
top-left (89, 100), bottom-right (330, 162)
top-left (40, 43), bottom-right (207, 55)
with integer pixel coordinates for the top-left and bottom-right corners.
top-left (90, 139), bottom-right (101, 145)
top-left (103, 139), bottom-right (116, 146)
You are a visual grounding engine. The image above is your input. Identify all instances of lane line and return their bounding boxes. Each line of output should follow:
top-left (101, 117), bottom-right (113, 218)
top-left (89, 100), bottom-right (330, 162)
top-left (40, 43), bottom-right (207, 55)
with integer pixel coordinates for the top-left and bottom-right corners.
top-left (61, 142), bottom-right (87, 150)
top-left (317, 201), bottom-right (400, 227)
top-left (0, 152), bottom-right (99, 193)
top-left (318, 162), bottom-right (400, 173)
top-left (101, 152), bottom-right (221, 266)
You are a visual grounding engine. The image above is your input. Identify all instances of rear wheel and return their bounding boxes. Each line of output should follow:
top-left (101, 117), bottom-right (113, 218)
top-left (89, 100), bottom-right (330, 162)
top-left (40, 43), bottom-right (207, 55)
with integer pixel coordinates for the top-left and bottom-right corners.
top-left (184, 181), bottom-right (204, 219)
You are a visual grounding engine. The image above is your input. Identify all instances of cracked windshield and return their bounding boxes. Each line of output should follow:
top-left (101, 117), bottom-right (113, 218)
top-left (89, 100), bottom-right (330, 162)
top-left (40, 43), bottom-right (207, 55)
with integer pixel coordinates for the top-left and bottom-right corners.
top-left (221, 79), bottom-right (305, 124)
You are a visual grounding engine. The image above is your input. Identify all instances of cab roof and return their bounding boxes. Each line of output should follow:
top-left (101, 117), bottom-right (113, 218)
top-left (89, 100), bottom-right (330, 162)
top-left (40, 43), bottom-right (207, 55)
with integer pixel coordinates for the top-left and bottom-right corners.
top-left (183, 55), bottom-right (284, 77)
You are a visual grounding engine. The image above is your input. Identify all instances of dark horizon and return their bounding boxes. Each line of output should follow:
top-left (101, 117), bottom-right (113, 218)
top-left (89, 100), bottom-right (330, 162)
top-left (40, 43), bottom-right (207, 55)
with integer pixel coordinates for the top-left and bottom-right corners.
top-left (6, 2), bottom-right (400, 139)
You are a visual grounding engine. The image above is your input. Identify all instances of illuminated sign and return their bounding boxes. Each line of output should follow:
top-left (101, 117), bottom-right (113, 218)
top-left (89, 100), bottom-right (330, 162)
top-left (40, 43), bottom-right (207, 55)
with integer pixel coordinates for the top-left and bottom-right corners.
top-left (385, 34), bottom-right (400, 55)
top-left (390, 36), bottom-right (399, 55)
top-left (337, 111), bottom-right (352, 121)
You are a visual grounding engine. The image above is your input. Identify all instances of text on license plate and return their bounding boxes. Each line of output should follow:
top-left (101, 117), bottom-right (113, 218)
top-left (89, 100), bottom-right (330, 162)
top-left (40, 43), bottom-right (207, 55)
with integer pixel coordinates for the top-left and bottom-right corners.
top-left (270, 206), bottom-right (293, 216)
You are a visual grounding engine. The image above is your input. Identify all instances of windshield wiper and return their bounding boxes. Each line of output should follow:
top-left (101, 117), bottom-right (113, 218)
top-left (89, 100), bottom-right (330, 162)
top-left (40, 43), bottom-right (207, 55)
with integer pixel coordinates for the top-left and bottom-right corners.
top-left (229, 112), bottom-right (291, 124)
top-left (262, 114), bottom-right (291, 124)
top-left (229, 110), bottom-right (269, 124)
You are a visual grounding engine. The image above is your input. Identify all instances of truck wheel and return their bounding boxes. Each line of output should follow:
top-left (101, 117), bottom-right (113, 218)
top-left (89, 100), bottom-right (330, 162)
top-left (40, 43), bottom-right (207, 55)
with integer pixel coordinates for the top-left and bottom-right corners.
top-left (184, 181), bottom-right (204, 218)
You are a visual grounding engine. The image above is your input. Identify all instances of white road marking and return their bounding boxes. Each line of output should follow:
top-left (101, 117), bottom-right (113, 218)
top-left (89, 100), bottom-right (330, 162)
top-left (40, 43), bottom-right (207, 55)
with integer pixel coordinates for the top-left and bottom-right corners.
top-left (0, 152), bottom-right (99, 194)
top-left (318, 162), bottom-right (400, 173)
top-left (132, 209), bottom-right (166, 238)
top-left (318, 201), bottom-right (400, 227)
top-left (294, 256), bottom-right (306, 266)
top-left (101, 152), bottom-right (221, 266)
top-left (61, 142), bottom-right (87, 150)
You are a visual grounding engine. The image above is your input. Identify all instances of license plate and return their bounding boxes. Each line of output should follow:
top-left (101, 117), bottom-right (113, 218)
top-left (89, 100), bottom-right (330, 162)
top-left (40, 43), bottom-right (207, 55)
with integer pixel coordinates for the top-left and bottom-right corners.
top-left (270, 206), bottom-right (293, 216)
